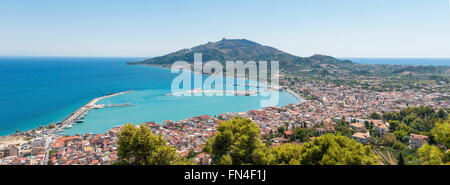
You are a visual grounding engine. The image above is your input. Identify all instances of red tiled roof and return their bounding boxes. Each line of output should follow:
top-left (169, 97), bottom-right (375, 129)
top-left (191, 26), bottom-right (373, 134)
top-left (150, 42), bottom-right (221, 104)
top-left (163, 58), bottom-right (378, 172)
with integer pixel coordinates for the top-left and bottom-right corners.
top-left (284, 130), bottom-right (294, 136)
top-left (52, 136), bottom-right (81, 148)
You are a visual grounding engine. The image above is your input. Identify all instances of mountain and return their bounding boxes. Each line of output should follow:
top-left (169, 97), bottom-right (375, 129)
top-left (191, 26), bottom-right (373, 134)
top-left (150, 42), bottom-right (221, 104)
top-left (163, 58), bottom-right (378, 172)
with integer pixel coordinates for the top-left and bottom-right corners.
top-left (127, 38), bottom-right (355, 73)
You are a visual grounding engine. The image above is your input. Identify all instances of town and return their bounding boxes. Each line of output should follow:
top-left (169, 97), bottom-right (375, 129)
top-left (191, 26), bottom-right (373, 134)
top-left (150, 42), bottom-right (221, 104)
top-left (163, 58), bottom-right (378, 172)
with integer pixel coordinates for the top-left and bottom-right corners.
top-left (0, 79), bottom-right (448, 165)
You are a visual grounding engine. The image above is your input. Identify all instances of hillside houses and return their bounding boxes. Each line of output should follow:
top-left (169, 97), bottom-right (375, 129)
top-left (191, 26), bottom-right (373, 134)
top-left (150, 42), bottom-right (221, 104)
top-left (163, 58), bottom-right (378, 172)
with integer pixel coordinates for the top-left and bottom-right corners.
top-left (409, 134), bottom-right (429, 149)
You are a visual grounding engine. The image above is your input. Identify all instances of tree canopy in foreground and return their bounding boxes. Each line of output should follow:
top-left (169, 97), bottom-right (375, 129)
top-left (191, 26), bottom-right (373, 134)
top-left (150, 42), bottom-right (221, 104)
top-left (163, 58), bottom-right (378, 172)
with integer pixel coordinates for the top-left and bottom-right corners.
top-left (203, 117), bottom-right (264, 165)
top-left (116, 124), bottom-right (191, 165)
top-left (203, 117), bottom-right (380, 165)
top-left (299, 134), bottom-right (379, 165)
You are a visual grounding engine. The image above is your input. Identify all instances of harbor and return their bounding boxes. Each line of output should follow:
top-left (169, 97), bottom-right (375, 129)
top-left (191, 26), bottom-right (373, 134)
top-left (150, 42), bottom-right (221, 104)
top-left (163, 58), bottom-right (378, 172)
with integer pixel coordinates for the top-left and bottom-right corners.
top-left (166, 88), bottom-right (259, 96)
top-left (58, 90), bottom-right (135, 129)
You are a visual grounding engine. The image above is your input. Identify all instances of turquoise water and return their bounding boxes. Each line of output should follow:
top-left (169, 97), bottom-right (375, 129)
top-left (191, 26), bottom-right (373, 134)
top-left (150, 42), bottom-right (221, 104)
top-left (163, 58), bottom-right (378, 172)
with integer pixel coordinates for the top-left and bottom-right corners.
top-left (62, 89), bottom-right (297, 135)
top-left (0, 57), bottom-right (298, 136)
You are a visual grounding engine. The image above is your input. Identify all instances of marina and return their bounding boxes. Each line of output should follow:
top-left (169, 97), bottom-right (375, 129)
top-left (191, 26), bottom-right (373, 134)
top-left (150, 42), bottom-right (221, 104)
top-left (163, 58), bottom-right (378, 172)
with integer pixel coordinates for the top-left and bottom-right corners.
top-left (166, 88), bottom-right (260, 96)
top-left (58, 90), bottom-right (135, 128)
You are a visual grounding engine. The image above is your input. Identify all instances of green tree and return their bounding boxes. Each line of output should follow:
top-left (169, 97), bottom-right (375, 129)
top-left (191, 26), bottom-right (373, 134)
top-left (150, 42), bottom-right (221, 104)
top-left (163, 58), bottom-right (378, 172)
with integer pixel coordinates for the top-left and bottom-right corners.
top-left (251, 145), bottom-right (276, 165)
top-left (370, 112), bottom-right (381, 119)
top-left (418, 143), bottom-right (444, 165)
top-left (277, 126), bottom-right (285, 135)
top-left (203, 117), bottom-right (264, 165)
top-left (397, 153), bottom-right (405, 165)
top-left (294, 128), bottom-right (312, 142)
top-left (393, 123), bottom-right (411, 142)
top-left (117, 124), bottom-right (188, 165)
top-left (334, 119), bottom-right (352, 138)
top-left (403, 113), bottom-right (418, 125)
top-left (388, 120), bottom-right (400, 132)
top-left (379, 133), bottom-right (396, 147)
top-left (379, 133), bottom-right (407, 150)
top-left (187, 150), bottom-right (198, 159)
top-left (252, 143), bottom-right (303, 165)
top-left (436, 108), bottom-right (447, 119)
top-left (299, 134), bottom-right (379, 165)
top-left (217, 155), bottom-right (233, 165)
top-left (431, 120), bottom-right (450, 149)
top-left (271, 143), bottom-right (302, 165)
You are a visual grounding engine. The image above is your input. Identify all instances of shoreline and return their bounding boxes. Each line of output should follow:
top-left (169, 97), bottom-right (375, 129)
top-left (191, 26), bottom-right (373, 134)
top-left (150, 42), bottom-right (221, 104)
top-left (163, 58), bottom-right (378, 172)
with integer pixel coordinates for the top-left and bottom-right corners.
top-left (0, 64), bottom-right (303, 139)
top-left (0, 90), bottom-right (134, 147)
top-left (60, 90), bottom-right (135, 126)
top-left (137, 63), bottom-right (308, 102)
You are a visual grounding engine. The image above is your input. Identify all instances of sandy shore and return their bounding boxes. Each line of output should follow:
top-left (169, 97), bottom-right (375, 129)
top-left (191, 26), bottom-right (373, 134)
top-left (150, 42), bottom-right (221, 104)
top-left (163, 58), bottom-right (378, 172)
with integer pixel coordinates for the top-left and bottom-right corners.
top-left (0, 134), bottom-right (30, 149)
top-left (0, 90), bottom-right (135, 149)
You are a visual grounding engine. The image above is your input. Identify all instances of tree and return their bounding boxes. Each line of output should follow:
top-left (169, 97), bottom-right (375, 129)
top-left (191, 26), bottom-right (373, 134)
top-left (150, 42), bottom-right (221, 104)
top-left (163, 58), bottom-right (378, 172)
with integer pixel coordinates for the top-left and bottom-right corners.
top-left (277, 126), bottom-right (285, 135)
top-left (217, 155), bottom-right (233, 165)
top-left (251, 143), bottom-right (303, 165)
top-left (294, 127), bottom-right (313, 142)
top-left (436, 108), bottom-right (447, 119)
top-left (403, 113), bottom-right (418, 125)
top-left (379, 133), bottom-right (396, 147)
top-left (388, 120), bottom-right (400, 132)
top-left (299, 134), bottom-right (379, 165)
top-left (397, 153), bottom-right (405, 165)
top-left (370, 112), bottom-right (381, 119)
top-left (379, 133), bottom-right (406, 150)
top-left (334, 119), bottom-right (352, 138)
top-left (271, 143), bottom-right (302, 165)
top-left (117, 124), bottom-right (188, 165)
top-left (187, 150), bottom-right (197, 159)
top-left (418, 143), bottom-right (444, 165)
top-left (251, 145), bottom-right (276, 165)
top-left (383, 111), bottom-right (401, 122)
top-left (431, 120), bottom-right (450, 149)
top-left (203, 117), bottom-right (264, 165)
top-left (393, 123), bottom-right (411, 142)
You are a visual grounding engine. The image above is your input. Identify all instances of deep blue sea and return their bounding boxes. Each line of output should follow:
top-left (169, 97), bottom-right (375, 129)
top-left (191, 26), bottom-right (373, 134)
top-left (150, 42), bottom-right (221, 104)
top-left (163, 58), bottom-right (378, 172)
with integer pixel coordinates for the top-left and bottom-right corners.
top-left (0, 57), bottom-right (299, 136)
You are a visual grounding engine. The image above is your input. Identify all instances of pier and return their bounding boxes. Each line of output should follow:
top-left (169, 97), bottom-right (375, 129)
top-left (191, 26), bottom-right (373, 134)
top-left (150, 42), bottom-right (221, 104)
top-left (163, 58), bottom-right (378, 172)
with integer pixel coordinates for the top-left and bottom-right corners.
top-left (60, 90), bottom-right (134, 127)
top-left (103, 103), bottom-right (136, 108)
top-left (234, 83), bottom-right (282, 90)
top-left (166, 89), bottom-right (259, 96)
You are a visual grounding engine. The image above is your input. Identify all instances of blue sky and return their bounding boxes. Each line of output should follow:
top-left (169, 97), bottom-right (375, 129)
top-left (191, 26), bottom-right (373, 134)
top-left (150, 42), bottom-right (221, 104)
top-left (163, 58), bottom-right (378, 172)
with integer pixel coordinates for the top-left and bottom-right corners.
top-left (0, 0), bottom-right (449, 58)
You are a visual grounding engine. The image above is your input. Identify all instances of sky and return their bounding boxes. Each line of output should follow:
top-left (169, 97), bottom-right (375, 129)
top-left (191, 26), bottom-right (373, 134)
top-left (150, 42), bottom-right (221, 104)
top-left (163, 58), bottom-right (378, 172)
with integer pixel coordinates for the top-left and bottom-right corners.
top-left (0, 0), bottom-right (449, 58)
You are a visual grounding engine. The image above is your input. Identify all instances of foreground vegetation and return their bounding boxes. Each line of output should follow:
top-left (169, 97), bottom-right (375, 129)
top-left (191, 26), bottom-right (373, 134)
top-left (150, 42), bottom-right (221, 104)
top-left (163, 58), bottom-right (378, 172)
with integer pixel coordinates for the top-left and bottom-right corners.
top-left (115, 106), bottom-right (448, 165)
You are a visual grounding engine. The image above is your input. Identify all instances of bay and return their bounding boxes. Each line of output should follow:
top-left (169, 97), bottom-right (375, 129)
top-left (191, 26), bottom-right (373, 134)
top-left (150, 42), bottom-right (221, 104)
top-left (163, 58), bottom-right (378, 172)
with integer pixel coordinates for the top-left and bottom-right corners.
top-left (0, 57), bottom-right (298, 136)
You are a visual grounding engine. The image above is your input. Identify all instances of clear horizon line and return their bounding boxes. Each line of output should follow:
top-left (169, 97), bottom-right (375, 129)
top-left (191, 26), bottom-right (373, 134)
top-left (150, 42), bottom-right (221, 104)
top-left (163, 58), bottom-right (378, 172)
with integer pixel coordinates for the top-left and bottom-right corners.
top-left (1, 54), bottom-right (450, 59)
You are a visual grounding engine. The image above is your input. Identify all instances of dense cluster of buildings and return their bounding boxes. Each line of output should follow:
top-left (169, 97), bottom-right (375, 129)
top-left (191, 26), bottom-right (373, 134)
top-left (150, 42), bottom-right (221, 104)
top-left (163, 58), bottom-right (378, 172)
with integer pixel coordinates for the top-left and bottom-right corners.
top-left (286, 80), bottom-right (448, 118)
top-left (0, 79), bottom-right (447, 165)
top-left (0, 138), bottom-right (49, 165)
top-left (49, 130), bottom-right (119, 165)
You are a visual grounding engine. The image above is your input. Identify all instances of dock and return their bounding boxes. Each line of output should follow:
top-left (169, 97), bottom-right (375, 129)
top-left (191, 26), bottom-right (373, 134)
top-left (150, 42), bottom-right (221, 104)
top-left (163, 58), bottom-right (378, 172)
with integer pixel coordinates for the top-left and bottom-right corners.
top-left (103, 103), bottom-right (136, 108)
top-left (234, 83), bottom-right (282, 90)
top-left (60, 90), bottom-right (134, 127)
top-left (166, 89), bottom-right (259, 96)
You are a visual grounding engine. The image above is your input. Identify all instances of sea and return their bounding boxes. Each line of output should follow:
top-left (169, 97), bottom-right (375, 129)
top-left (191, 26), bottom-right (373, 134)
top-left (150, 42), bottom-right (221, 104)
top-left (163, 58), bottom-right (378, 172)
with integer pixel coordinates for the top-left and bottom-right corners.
top-left (1, 57), bottom-right (448, 136)
top-left (0, 57), bottom-right (299, 136)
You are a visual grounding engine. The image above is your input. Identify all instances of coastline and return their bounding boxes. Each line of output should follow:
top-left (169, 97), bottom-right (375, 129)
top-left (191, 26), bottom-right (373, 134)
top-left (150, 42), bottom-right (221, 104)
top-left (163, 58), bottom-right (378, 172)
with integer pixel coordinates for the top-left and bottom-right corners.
top-left (0, 90), bottom-right (134, 148)
top-left (134, 63), bottom-right (307, 102)
top-left (0, 63), bottom-right (303, 142)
